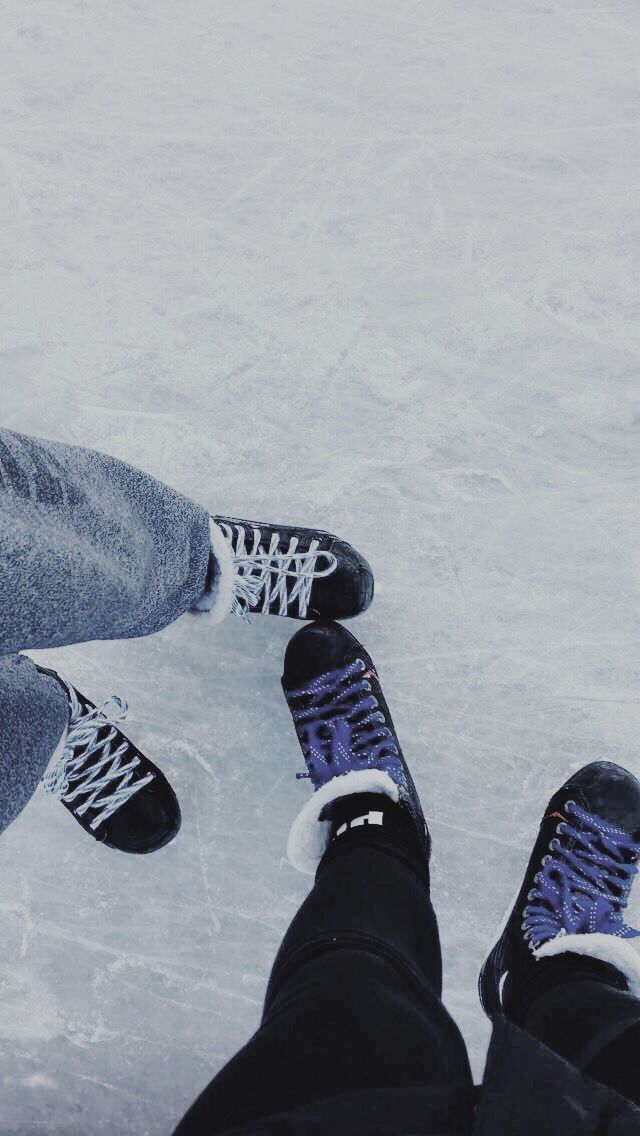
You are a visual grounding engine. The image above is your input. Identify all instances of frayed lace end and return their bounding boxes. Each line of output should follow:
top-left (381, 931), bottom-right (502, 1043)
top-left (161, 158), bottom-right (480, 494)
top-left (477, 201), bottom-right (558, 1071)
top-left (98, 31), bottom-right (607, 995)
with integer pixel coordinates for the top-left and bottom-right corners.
top-left (192, 519), bottom-right (235, 623)
top-left (287, 769), bottom-right (400, 875)
top-left (534, 933), bottom-right (640, 998)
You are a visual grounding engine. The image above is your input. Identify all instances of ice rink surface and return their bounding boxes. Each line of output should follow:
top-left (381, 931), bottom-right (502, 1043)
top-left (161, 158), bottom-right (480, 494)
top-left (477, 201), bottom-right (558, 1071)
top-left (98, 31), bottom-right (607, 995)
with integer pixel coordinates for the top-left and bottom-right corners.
top-left (2, 0), bottom-right (640, 1130)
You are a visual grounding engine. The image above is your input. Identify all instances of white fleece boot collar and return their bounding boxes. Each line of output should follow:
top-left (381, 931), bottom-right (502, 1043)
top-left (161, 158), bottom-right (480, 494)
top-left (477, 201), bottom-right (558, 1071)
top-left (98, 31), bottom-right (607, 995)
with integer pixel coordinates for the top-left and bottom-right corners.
top-left (534, 933), bottom-right (640, 998)
top-left (287, 769), bottom-right (399, 875)
top-left (191, 518), bottom-right (235, 623)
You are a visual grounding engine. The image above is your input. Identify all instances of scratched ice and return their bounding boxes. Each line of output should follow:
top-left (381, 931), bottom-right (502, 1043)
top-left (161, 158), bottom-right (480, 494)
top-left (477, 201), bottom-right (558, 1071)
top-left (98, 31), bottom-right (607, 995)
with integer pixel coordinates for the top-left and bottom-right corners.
top-left (2, 1), bottom-right (640, 1131)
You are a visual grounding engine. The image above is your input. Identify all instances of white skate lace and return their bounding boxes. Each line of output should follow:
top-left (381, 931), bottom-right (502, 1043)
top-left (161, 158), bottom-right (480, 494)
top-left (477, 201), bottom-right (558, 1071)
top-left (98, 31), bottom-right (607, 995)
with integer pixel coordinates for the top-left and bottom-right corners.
top-left (217, 521), bottom-right (337, 620)
top-left (42, 681), bottom-right (154, 830)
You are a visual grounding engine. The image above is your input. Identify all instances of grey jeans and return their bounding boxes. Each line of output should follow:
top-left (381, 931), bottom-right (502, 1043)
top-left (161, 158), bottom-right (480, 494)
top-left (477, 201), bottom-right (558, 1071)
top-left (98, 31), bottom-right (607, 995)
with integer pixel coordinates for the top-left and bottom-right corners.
top-left (0, 429), bottom-right (217, 833)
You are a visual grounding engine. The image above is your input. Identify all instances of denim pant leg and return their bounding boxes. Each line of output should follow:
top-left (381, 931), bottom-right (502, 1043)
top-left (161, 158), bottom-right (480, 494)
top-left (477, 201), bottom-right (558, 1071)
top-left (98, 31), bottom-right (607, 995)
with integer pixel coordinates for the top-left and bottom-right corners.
top-left (0, 428), bottom-right (214, 654)
top-left (0, 654), bottom-right (69, 832)
top-left (0, 428), bottom-right (223, 834)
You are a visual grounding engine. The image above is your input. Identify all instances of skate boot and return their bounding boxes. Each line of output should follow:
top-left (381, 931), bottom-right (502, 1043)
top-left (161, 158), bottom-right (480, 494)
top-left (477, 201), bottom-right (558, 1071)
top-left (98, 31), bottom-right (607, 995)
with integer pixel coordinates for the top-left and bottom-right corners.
top-left (281, 621), bottom-right (428, 873)
top-left (206, 516), bottom-right (374, 622)
top-left (479, 761), bottom-right (640, 1019)
top-left (40, 669), bottom-right (180, 854)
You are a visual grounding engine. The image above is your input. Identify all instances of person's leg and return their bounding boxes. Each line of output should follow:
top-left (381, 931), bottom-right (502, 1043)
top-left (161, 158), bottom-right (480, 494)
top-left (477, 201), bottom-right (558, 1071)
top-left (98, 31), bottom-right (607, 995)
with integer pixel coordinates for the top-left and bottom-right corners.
top-left (0, 428), bottom-right (217, 654)
top-left (175, 803), bottom-right (472, 1134)
top-left (0, 429), bottom-right (375, 654)
top-left (520, 965), bottom-right (640, 1105)
top-left (0, 654), bottom-right (69, 832)
top-left (479, 760), bottom-right (640, 1107)
top-left (0, 430), bottom-right (375, 846)
top-left (0, 654), bottom-right (181, 852)
top-left (174, 622), bottom-right (474, 1134)
top-left (0, 429), bottom-right (219, 847)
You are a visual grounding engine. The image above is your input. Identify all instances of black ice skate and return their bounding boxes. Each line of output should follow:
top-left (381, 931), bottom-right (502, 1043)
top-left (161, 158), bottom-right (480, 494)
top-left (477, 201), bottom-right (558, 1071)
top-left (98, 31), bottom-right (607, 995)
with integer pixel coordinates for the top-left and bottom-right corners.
top-left (210, 516), bottom-right (374, 622)
top-left (281, 621), bottom-right (428, 873)
top-left (40, 669), bottom-right (180, 854)
top-left (480, 761), bottom-right (640, 1019)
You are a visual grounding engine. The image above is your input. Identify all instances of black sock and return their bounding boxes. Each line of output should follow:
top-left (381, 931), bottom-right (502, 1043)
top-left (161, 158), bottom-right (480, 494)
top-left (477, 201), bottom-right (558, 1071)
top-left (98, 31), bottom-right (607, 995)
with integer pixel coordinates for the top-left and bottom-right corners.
top-left (324, 792), bottom-right (423, 854)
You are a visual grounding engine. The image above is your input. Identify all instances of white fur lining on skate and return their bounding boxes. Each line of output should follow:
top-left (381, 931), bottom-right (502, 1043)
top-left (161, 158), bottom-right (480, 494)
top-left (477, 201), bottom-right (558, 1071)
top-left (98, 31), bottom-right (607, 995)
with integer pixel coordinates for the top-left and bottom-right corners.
top-left (41, 719), bottom-right (69, 783)
top-left (287, 769), bottom-right (400, 875)
top-left (534, 933), bottom-right (640, 998)
top-left (192, 518), bottom-right (235, 623)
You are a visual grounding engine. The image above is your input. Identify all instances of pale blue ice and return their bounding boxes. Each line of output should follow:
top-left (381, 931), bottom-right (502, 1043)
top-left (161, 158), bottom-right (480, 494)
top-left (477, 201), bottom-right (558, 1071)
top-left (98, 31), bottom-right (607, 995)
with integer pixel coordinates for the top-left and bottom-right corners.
top-left (2, 2), bottom-right (640, 1131)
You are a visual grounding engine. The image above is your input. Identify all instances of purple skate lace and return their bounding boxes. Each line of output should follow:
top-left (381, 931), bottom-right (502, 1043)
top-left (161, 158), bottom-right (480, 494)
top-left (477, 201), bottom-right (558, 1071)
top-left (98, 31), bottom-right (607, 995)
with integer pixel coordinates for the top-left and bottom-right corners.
top-left (523, 802), bottom-right (640, 950)
top-left (287, 658), bottom-right (404, 789)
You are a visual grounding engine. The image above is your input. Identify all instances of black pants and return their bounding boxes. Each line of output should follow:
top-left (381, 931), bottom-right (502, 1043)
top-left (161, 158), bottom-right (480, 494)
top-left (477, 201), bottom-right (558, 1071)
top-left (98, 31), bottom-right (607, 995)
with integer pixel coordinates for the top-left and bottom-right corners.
top-left (174, 821), bottom-right (640, 1134)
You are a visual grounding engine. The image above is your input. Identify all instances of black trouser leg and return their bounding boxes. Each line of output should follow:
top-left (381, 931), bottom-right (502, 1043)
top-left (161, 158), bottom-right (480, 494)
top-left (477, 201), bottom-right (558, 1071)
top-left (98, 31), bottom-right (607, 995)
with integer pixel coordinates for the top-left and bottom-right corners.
top-left (174, 820), bottom-right (473, 1134)
top-left (521, 959), bottom-right (640, 1105)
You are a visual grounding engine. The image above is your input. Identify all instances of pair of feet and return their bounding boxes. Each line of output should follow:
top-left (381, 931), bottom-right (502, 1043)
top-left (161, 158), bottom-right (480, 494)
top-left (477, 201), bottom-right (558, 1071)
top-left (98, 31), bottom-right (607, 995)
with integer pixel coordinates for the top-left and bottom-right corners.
top-left (39, 515), bottom-right (375, 854)
top-left (39, 515), bottom-right (640, 1022)
top-left (285, 623), bottom-right (640, 1022)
